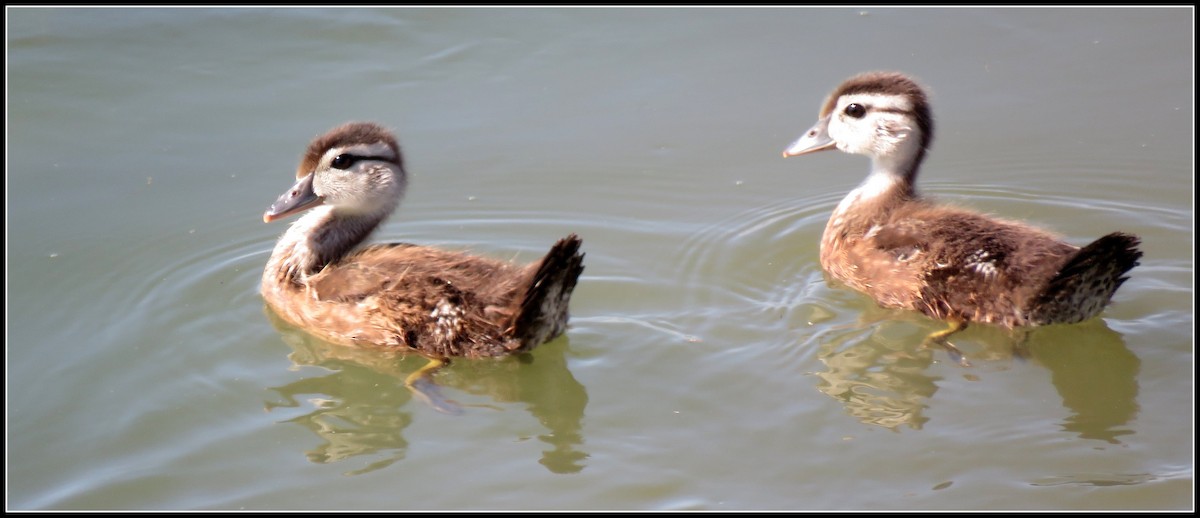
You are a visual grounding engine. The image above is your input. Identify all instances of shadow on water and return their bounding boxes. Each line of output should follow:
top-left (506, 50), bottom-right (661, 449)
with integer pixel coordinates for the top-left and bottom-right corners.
top-left (261, 307), bottom-right (590, 475)
top-left (1025, 323), bottom-right (1141, 444)
top-left (811, 312), bottom-right (1140, 443)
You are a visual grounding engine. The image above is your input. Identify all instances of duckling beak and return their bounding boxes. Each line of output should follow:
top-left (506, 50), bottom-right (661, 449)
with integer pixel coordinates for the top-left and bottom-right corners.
top-left (782, 116), bottom-right (835, 157)
top-left (263, 172), bottom-right (324, 223)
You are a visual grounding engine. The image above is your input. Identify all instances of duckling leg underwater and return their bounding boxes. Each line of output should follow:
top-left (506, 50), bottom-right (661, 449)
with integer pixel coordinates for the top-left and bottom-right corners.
top-left (404, 357), bottom-right (462, 415)
top-left (921, 318), bottom-right (971, 367)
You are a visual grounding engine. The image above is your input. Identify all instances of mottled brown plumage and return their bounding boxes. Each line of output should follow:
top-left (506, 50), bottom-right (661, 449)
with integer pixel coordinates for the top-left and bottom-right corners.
top-left (261, 121), bottom-right (585, 360)
top-left (783, 71), bottom-right (1142, 331)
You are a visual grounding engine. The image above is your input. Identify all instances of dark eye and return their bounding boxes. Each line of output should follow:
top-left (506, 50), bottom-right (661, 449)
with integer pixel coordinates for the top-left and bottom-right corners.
top-left (844, 103), bottom-right (866, 118)
top-left (331, 154), bottom-right (354, 170)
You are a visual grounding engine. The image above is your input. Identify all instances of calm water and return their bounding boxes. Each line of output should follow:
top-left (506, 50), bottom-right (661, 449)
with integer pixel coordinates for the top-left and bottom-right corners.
top-left (6, 6), bottom-right (1193, 511)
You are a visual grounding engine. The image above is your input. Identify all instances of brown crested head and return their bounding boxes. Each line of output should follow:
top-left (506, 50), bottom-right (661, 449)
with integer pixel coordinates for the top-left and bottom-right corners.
top-left (820, 71), bottom-right (935, 152)
top-left (296, 121), bottom-right (403, 178)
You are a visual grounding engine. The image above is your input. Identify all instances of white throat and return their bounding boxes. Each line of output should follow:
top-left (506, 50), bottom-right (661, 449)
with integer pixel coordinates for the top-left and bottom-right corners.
top-left (831, 170), bottom-right (903, 219)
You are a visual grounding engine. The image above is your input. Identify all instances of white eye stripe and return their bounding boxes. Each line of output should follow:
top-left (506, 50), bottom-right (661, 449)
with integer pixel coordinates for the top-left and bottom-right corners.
top-left (322, 142), bottom-right (398, 166)
top-left (837, 93), bottom-right (913, 115)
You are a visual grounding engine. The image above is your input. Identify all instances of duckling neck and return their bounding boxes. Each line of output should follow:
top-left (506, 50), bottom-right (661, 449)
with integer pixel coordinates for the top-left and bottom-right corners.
top-left (830, 160), bottom-right (918, 224)
top-left (267, 206), bottom-right (385, 281)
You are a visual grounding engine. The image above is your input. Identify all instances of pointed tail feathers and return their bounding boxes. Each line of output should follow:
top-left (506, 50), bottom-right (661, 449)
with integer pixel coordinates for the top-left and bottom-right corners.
top-left (510, 234), bottom-right (585, 350)
top-left (1029, 232), bottom-right (1142, 325)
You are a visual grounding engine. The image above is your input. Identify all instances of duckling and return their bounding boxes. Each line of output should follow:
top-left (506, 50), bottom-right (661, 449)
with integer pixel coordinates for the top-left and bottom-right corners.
top-left (782, 71), bottom-right (1142, 361)
top-left (262, 121), bottom-right (585, 408)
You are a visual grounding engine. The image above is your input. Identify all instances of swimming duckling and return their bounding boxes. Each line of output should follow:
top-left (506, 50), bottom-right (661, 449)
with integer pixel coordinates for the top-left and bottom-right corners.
top-left (783, 71), bottom-right (1141, 362)
top-left (262, 121), bottom-right (584, 409)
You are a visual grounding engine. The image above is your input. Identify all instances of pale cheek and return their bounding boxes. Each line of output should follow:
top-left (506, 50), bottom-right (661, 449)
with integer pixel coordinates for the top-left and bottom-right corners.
top-left (830, 124), bottom-right (866, 154)
top-left (837, 133), bottom-right (872, 155)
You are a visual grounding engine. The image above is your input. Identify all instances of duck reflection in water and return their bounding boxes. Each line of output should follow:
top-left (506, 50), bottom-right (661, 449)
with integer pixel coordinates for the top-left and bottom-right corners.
top-left (263, 307), bottom-right (590, 475)
top-left (813, 311), bottom-right (1139, 443)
